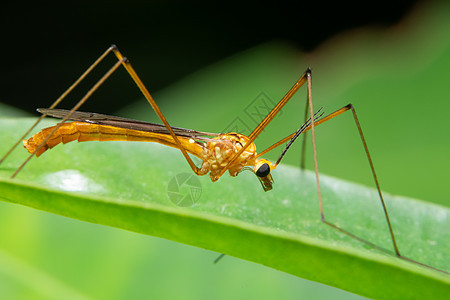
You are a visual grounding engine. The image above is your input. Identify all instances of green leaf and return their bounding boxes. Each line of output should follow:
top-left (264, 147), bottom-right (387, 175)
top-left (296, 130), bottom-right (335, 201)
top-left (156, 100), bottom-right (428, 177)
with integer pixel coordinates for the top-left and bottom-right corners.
top-left (0, 118), bottom-right (448, 299)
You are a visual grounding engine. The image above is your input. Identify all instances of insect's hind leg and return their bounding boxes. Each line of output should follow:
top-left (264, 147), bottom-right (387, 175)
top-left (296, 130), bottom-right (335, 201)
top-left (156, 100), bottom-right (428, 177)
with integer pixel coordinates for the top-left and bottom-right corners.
top-left (11, 57), bottom-right (126, 178)
top-left (308, 99), bottom-right (400, 255)
top-left (309, 101), bottom-right (449, 274)
top-left (0, 46), bottom-right (116, 167)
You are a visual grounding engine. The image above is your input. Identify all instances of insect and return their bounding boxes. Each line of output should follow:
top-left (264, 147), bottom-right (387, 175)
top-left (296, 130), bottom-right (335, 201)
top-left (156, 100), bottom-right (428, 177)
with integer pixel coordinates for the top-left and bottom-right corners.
top-left (1, 45), bottom-right (447, 275)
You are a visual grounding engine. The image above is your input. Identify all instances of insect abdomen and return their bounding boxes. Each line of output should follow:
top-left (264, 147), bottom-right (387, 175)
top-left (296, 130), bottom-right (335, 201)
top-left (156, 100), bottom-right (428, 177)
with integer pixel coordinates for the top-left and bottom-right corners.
top-left (23, 122), bottom-right (124, 156)
top-left (23, 122), bottom-right (205, 158)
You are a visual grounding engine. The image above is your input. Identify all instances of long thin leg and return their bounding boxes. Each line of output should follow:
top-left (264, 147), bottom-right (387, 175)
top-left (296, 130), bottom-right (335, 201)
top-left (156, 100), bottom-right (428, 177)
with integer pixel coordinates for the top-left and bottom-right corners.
top-left (11, 58), bottom-right (126, 178)
top-left (305, 75), bottom-right (449, 273)
top-left (216, 68), bottom-right (312, 179)
top-left (303, 74), bottom-right (402, 255)
top-left (215, 67), bottom-right (404, 264)
top-left (0, 46), bottom-right (115, 166)
top-left (319, 108), bottom-right (447, 274)
top-left (210, 69), bottom-right (311, 264)
top-left (221, 65), bottom-right (441, 271)
top-left (256, 102), bottom-right (448, 274)
top-left (109, 46), bottom-right (201, 174)
top-left (300, 96), bottom-right (309, 169)
top-left (8, 45), bottom-right (202, 177)
top-left (347, 105), bottom-right (400, 255)
top-left (308, 101), bottom-right (401, 256)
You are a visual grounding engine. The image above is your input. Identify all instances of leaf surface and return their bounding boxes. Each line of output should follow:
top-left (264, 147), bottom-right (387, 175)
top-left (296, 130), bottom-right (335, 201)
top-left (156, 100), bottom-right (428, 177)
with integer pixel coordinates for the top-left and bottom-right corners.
top-left (0, 118), bottom-right (448, 299)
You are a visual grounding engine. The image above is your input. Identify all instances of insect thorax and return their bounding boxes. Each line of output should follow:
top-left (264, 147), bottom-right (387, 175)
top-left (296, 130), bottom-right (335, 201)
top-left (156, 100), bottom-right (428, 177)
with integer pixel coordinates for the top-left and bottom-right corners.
top-left (199, 133), bottom-right (256, 181)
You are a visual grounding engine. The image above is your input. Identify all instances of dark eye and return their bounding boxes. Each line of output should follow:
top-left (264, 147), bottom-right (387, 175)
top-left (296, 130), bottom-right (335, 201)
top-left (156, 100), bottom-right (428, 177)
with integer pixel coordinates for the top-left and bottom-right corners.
top-left (255, 163), bottom-right (270, 177)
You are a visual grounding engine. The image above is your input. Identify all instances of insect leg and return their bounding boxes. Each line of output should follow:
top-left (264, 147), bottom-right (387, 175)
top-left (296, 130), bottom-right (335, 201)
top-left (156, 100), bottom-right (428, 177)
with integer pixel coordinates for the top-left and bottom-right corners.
top-left (1, 46), bottom-right (115, 166)
top-left (108, 46), bottom-right (202, 175)
top-left (11, 57), bottom-right (125, 178)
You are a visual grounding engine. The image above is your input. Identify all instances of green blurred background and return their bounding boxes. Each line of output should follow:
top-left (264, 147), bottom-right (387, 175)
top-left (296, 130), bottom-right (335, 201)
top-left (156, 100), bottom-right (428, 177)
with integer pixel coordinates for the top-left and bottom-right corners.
top-left (1, 1), bottom-right (449, 299)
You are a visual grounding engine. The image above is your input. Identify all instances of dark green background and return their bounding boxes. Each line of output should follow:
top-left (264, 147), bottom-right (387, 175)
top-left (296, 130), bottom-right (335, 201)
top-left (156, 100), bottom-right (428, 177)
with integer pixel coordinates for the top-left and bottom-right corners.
top-left (1, 1), bottom-right (417, 113)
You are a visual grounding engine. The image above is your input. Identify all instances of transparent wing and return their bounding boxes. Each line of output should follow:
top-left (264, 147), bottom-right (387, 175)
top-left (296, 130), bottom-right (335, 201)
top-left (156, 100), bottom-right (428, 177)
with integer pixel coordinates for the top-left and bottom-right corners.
top-left (38, 108), bottom-right (219, 142)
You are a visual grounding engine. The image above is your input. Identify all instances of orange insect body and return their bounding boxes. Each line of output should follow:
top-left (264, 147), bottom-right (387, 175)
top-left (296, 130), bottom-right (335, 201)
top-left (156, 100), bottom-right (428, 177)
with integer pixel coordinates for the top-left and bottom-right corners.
top-left (199, 133), bottom-right (255, 180)
top-left (23, 122), bottom-right (203, 157)
top-left (198, 133), bottom-right (269, 179)
top-left (23, 123), bottom-right (274, 189)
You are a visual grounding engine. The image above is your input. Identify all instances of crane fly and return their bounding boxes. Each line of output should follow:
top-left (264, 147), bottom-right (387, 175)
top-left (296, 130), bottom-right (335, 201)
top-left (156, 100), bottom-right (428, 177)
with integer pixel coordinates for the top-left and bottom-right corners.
top-left (0, 45), bottom-right (447, 275)
top-left (21, 107), bottom-right (323, 192)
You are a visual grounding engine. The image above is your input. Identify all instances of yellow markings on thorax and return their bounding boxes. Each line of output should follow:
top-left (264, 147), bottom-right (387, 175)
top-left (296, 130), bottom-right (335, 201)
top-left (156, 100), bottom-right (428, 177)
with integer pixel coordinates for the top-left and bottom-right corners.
top-left (200, 133), bottom-right (257, 181)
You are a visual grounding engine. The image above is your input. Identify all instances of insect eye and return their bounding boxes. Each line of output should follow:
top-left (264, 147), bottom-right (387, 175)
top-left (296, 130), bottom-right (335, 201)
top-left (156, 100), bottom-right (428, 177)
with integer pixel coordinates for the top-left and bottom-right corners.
top-left (255, 163), bottom-right (270, 177)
